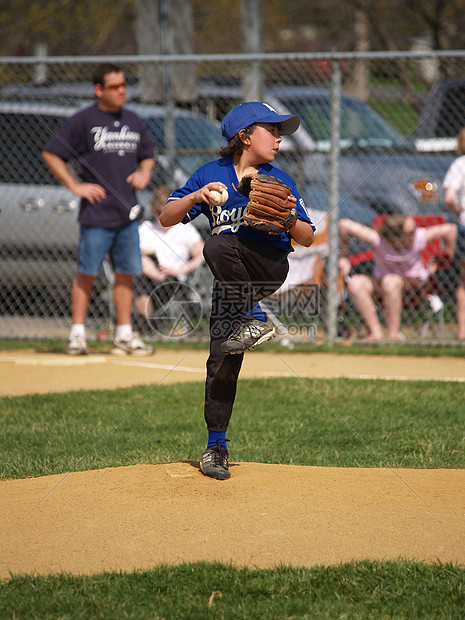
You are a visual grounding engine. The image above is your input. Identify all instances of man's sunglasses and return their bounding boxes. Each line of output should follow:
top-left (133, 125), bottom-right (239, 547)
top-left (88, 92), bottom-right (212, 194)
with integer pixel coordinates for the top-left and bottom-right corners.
top-left (103, 82), bottom-right (127, 91)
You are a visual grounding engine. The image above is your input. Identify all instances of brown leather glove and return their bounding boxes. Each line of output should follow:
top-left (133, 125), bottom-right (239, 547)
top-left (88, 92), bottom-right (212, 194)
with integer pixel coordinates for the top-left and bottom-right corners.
top-left (239, 173), bottom-right (297, 235)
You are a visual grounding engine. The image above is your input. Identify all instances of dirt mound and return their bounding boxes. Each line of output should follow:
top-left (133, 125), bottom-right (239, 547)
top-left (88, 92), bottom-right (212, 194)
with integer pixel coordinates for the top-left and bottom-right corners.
top-left (2, 462), bottom-right (464, 578)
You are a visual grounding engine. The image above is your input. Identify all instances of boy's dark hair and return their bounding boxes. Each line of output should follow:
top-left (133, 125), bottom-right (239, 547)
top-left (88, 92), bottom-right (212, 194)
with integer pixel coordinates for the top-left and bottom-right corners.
top-left (92, 62), bottom-right (123, 86)
top-left (219, 124), bottom-right (256, 158)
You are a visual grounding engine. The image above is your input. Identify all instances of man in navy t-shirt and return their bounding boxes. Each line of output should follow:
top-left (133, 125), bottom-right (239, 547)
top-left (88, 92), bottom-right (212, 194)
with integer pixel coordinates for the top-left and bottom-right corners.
top-left (43, 62), bottom-right (155, 356)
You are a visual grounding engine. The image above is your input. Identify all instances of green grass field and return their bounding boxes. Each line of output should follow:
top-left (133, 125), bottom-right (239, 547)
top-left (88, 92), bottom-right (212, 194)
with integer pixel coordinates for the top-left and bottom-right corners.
top-left (2, 337), bottom-right (465, 358)
top-left (1, 371), bottom-right (464, 617)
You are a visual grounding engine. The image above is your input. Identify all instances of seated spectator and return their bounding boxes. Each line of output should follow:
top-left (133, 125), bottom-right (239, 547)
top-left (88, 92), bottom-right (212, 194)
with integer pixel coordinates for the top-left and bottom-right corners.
top-left (133, 186), bottom-right (204, 321)
top-left (338, 215), bottom-right (457, 341)
top-left (273, 210), bottom-right (329, 295)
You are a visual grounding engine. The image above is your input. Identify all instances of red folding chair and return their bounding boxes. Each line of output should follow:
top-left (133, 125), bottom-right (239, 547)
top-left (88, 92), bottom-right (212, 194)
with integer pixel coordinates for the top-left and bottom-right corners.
top-left (348, 214), bottom-right (451, 339)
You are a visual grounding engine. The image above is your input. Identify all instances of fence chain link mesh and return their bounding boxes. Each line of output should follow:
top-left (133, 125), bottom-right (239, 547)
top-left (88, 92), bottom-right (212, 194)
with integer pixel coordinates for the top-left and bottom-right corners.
top-left (1, 52), bottom-right (465, 345)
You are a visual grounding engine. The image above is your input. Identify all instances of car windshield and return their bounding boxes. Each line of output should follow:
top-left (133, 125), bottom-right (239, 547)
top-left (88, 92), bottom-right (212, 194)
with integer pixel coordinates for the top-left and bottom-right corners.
top-left (0, 108), bottom-right (223, 185)
top-left (144, 114), bottom-right (223, 174)
top-left (0, 111), bottom-right (63, 184)
top-left (284, 95), bottom-right (407, 151)
top-left (144, 115), bottom-right (222, 151)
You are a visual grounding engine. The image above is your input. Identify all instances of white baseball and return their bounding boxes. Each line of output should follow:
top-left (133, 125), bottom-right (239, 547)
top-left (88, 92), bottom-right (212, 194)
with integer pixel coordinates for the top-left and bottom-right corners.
top-left (209, 187), bottom-right (228, 207)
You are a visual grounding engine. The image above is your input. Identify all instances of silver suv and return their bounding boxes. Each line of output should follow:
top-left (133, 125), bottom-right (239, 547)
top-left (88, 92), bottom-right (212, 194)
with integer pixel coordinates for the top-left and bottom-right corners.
top-left (0, 99), bottom-right (222, 314)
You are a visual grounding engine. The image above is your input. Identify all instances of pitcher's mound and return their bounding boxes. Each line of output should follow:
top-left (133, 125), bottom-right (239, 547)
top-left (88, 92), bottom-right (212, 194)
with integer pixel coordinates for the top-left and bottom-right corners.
top-left (2, 462), bottom-right (464, 578)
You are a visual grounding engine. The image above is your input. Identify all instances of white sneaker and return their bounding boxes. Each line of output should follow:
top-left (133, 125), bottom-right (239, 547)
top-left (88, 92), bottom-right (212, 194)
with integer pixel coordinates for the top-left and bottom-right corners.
top-left (68, 333), bottom-right (87, 356)
top-left (427, 294), bottom-right (444, 314)
top-left (111, 332), bottom-right (154, 356)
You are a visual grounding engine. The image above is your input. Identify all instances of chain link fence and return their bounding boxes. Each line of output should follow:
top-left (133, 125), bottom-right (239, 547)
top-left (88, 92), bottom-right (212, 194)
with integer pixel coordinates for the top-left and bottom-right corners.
top-left (1, 51), bottom-right (465, 345)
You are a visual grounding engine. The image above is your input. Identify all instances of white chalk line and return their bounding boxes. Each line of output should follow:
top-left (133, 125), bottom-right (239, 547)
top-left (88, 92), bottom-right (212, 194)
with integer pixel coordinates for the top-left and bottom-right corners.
top-left (112, 360), bottom-right (465, 382)
top-left (1, 354), bottom-right (464, 382)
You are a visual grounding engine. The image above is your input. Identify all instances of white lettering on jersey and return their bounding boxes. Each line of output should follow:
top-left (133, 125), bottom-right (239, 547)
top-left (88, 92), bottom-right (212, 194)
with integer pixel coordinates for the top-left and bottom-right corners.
top-left (209, 203), bottom-right (246, 235)
top-left (299, 197), bottom-right (311, 220)
top-left (91, 125), bottom-right (141, 153)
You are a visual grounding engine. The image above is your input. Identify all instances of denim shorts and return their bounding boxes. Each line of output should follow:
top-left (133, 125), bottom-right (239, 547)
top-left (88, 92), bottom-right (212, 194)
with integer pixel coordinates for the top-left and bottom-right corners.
top-left (78, 221), bottom-right (143, 276)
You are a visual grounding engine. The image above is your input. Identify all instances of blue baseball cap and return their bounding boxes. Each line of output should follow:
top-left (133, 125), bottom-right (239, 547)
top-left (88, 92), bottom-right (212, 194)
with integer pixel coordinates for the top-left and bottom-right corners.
top-left (221, 101), bottom-right (300, 141)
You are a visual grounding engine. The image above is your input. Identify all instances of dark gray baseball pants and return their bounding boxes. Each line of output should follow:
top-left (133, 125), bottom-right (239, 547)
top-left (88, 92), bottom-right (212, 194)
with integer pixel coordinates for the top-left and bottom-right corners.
top-left (202, 234), bottom-right (289, 432)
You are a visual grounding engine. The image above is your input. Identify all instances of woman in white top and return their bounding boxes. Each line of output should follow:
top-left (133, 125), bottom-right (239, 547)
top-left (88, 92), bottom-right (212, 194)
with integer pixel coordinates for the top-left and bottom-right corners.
top-left (134, 186), bottom-right (204, 319)
top-left (443, 127), bottom-right (465, 339)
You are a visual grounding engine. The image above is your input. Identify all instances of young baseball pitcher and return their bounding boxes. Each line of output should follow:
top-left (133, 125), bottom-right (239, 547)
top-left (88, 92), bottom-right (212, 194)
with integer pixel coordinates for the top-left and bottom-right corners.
top-left (159, 101), bottom-right (315, 480)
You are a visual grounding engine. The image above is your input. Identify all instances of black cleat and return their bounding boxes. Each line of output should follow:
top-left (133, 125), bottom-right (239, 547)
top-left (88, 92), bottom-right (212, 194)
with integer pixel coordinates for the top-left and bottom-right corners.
top-left (221, 317), bottom-right (275, 354)
top-left (200, 443), bottom-right (230, 480)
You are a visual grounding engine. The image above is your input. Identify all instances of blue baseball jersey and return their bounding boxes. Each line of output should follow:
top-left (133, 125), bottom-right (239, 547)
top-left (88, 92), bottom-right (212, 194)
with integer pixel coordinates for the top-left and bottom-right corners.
top-left (168, 157), bottom-right (314, 252)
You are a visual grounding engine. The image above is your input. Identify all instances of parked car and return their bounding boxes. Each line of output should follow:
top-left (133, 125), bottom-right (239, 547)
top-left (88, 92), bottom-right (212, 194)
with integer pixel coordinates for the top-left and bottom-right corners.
top-left (415, 77), bottom-right (465, 153)
top-left (268, 87), bottom-right (456, 219)
top-left (197, 83), bottom-right (455, 220)
top-left (0, 98), bottom-right (222, 312)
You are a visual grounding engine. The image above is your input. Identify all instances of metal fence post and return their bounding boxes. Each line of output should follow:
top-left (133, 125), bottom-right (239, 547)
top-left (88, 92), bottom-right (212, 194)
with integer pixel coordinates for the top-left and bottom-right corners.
top-left (326, 60), bottom-right (342, 346)
top-left (160, 0), bottom-right (176, 185)
top-left (241, 0), bottom-right (263, 101)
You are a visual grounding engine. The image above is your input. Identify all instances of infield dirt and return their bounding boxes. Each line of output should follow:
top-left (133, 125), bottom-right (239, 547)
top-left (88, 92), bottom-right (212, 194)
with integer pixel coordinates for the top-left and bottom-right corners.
top-left (1, 348), bottom-right (464, 578)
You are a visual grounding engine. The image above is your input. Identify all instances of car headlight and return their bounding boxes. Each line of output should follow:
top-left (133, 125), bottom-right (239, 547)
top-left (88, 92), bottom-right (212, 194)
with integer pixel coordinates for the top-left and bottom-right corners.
top-left (409, 179), bottom-right (440, 202)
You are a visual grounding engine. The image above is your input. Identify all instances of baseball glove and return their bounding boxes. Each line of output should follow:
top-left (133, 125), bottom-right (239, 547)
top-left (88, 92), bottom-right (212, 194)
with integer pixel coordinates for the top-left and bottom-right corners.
top-left (238, 173), bottom-right (297, 235)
